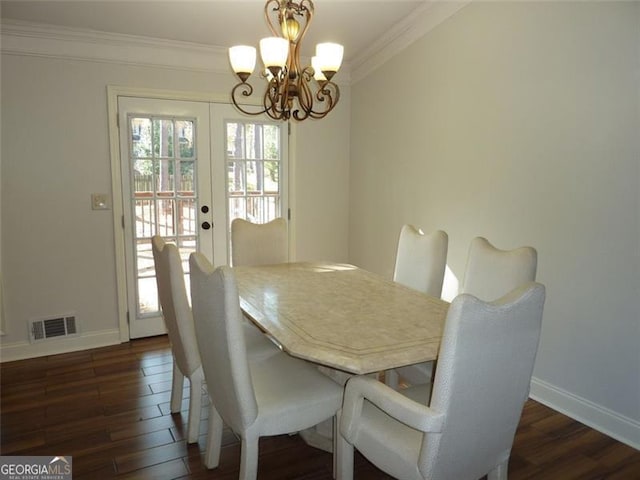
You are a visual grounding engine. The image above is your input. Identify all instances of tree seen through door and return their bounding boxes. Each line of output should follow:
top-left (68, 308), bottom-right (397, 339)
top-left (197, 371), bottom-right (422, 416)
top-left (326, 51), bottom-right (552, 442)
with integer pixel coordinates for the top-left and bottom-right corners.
top-left (226, 121), bottom-right (282, 226)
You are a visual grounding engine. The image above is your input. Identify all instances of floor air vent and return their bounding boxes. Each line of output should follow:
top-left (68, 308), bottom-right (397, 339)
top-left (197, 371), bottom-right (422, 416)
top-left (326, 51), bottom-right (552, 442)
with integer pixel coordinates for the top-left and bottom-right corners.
top-left (29, 315), bottom-right (78, 342)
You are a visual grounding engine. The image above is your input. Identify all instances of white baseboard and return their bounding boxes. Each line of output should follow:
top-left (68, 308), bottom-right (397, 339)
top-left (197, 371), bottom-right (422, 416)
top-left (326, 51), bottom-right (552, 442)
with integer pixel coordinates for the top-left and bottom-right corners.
top-left (0, 329), bottom-right (122, 362)
top-left (530, 377), bottom-right (640, 450)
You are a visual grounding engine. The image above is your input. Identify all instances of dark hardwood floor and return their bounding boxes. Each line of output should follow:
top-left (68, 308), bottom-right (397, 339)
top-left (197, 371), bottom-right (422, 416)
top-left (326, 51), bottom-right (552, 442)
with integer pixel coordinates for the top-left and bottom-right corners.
top-left (1, 336), bottom-right (638, 479)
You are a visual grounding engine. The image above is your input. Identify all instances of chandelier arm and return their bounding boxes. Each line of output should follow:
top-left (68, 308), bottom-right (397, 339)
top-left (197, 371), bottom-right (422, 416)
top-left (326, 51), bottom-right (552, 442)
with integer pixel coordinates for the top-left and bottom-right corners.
top-left (289, 44), bottom-right (300, 85)
top-left (317, 81), bottom-right (340, 106)
top-left (289, 66), bottom-right (312, 121)
top-left (308, 81), bottom-right (340, 119)
top-left (231, 82), bottom-right (271, 117)
top-left (277, 73), bottom-right (292, 120)
top-left (300, 0), bottom-right (314, 10)
top-left (292, 89), bottom-right (311, 121)
top-left (265, 75), bottom-right (295, 121)
top-left (295, 1), bottom-right (313, 45)
top-left (264, 78), bottom-right (283, 120)
top-left (291, 0), bottom-right (312, 81)
top-left (301, 65), bottom-right (314, 80)
top-left (264, 0), bottom-right (282, 37)
top-left (297, 74), bottom-right (314, 114)
top-left (292, 109), bottom-right (308, 122)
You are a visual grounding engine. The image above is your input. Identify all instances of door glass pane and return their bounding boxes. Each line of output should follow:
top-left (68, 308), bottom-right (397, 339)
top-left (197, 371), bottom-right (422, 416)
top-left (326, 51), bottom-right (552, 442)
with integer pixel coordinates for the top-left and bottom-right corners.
top-left (179, 160), bottom-right (195, 196)
top-left (131, 118), bottom-right (152, 157)
top-left (264, 161), bottom-right (279, 193)
top-left (225, 120), bottom-right (282, 227)
top-left (154, 119), bottom-right (174, 157)
top-left (246, 161), bottom-right (259, 194)
top-left (157, 159), bottom-right (175, 196)
top-left (177, 199), bottom-right (196, 235)
top-left (177, 120), bottom-right (194, 158)
top-left (228, 161), bottom-right (245, 194)
top-left (129, 115), bottom-right (200, 317)
top-left (136, 238), bottom-right (158, 313)
top-left (135, 199), bottom-right (155, 237)
top-left (229, 197), bottom-right (246, 221)
top-left (157, 199), bottom-right (175, 237)
top-left (133, 159), bottom-right (153, 194)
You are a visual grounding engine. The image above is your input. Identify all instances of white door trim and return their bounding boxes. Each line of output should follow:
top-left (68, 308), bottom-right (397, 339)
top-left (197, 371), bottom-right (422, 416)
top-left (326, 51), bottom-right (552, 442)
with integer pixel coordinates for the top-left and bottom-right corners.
top-left (107, 85), bottom-right (296, 342)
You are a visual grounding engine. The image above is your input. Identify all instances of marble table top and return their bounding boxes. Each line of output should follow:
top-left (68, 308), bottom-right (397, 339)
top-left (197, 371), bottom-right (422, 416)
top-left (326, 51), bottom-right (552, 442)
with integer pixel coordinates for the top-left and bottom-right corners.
top-left (234, 261), bottom-right (449, 375)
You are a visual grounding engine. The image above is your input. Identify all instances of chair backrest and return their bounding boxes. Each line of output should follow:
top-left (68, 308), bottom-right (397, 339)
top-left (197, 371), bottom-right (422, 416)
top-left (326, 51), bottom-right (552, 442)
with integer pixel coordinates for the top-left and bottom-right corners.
top-left (189, 253), bottom-right (258, 432)
top-left (230, 217), bottom-right (288, 267)
top-left (393, 226), bottom-right (448, 297)
top-left (151, 236), bottom-right (201, 376)
top-left (460, 237), bottom-right (537, 301)
top-left (420, 282), bottom-right (546, 480)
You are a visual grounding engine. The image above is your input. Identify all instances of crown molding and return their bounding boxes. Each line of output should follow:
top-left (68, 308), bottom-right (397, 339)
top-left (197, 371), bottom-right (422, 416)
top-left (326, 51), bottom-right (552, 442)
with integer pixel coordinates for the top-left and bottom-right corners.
top-left (0, 1), bottom-right (471, 86)
top-left (0, 19), bottom-right (352, 84)
top-left (350, 1), bottom-right (471, 84)
top-left (1, 19), bottom-right (232, 73)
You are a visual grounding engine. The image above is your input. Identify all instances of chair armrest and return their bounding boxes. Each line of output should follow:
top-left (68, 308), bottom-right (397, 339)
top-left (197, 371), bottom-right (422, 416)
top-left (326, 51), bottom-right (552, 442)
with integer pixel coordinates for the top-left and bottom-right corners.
top-left (340, 375), bottom-right (444, 443)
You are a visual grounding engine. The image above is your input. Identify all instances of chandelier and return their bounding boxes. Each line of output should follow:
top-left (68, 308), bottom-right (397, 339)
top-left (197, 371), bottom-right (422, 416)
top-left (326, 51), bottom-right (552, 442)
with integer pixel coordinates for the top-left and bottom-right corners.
top-left (228, 0), bottom-right (344, 121)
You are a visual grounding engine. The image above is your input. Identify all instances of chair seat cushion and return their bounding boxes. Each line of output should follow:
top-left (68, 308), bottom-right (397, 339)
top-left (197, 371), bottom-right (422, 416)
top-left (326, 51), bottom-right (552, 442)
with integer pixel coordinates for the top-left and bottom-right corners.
top-left (250, 353), bottom-right (343, 435)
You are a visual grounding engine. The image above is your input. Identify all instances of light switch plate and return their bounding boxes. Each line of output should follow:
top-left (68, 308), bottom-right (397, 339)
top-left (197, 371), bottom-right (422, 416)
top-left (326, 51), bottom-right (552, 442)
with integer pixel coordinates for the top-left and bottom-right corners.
top-left (91, 193), bottom-right (111, 210)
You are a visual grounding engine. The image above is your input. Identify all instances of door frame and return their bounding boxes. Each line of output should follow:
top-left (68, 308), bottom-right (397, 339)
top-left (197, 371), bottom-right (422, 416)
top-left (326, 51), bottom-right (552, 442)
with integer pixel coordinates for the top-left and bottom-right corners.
top-left (107, 86), bottom-right (297, 342)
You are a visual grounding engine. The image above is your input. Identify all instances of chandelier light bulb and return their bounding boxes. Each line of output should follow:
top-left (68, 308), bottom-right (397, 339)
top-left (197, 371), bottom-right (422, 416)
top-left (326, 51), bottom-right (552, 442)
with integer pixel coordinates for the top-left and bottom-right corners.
top-left (315, 43), bottom-right (344, 78)
top-left (260, 37), bottom-right (289, 69)
top-left (229, 46), bottom-right (257, 81)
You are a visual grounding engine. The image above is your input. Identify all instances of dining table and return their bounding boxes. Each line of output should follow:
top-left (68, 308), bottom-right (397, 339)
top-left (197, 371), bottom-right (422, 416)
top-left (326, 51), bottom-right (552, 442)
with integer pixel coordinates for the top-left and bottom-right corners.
top-left (234, 261), bottom-right (450, 452)
top-left (234, 261), bottom-right (449, 375)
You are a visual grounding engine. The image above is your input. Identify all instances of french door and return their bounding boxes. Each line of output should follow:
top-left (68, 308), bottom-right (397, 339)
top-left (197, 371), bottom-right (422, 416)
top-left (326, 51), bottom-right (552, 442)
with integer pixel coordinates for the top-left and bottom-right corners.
top-left (117, 96), bottom-right (287, 339)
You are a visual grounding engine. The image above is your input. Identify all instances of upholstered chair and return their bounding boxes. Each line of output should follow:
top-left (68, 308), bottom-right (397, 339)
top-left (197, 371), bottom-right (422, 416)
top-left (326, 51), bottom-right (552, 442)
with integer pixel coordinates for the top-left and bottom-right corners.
top-left (189, 253), bottom-right (343, 479)
top-left (393, 225), bottom-right (448, 296)
top-left (460, 237), bottom-right (537, 301)
top-left (152, 237), bottom-right (279, 443)
top-left (152, 236), bottom-right (204, 444)
top-left (230, 217), bottom-right (288, 356)
top-left (230, 217), bottom-right (288, 267)
top-left (337, 282), bottom-right (546, 480)
top-left (387, 226), bottom-right (448, 388)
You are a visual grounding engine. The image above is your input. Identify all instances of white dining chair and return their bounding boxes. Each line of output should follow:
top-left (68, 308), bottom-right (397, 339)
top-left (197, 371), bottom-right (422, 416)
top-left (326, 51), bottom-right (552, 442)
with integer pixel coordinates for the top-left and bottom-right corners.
top-left (337, 282), bottom-right (546, 480)
top-left (393, 225), bottom-right (448, 296)
top-left (387, 226), bottom-right (448, 388)
top-left (461, 237), bottom-right (538, 301)
top-left (189, 253), bottom-right (343, 479)
top-left (152, 237), bottom-right (279, 443)
top-left (393, 235), bottom-right (537, 388)
top-left (152, 236), bottom-right (204, 444)
top-left (230, 217), bottom-right (288, 267)
top-left (230, 216), bottom-right (289, 358)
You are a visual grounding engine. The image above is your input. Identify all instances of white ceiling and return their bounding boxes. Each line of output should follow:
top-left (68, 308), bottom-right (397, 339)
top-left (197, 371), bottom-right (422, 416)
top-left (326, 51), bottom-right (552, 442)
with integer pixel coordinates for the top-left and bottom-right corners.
top-left (0, 0), bottom-right (427, 62)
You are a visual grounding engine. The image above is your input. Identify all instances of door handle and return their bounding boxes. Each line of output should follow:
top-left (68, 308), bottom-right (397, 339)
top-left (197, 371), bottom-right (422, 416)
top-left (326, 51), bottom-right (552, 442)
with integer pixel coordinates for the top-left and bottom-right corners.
top-left (201, 221), bottom-right (212, 230)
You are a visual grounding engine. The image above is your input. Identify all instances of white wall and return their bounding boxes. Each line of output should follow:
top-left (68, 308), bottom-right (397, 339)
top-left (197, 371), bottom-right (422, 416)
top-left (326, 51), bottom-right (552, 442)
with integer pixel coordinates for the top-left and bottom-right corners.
top-left (349, 2), bottom-right (639, 446)
top-left (0, 43), bottom-right (350, 358)
top-left (292, 117), bottom-right (350, 263)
